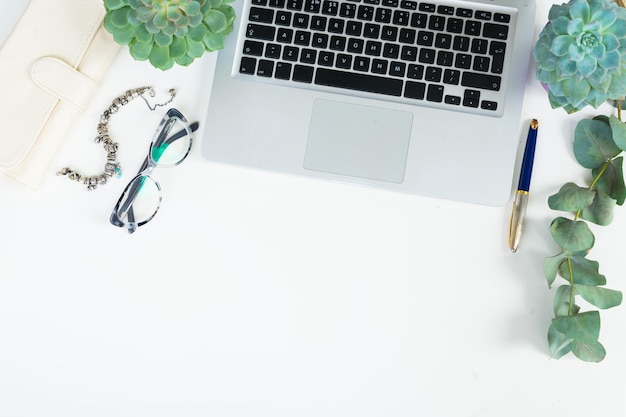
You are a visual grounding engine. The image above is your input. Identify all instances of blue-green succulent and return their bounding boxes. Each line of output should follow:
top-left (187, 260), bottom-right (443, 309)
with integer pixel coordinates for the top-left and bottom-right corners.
top-left (104, 0), bottom-right (235, 71)
top-left (534, 0), bottom-right (626, 112)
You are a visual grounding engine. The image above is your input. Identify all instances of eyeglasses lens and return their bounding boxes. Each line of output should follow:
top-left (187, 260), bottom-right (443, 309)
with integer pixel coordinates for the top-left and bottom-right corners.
top-left (151, 116), bottom-right (192, 167)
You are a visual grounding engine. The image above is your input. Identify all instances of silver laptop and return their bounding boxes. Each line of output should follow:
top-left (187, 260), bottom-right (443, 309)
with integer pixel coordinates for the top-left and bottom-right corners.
top-left (201, 0), bottom-right (536, 206)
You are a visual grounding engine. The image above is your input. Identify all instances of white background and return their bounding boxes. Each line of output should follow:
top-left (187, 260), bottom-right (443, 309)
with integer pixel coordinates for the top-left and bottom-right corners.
top-left (2, 1), bottom-right (626, 416)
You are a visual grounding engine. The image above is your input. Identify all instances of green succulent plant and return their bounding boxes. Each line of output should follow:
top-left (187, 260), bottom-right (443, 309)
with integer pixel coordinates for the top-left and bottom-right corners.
top-left (103, 0), bottom-right (235, 70)
top-left (534, 0), bottom-right (626, 112)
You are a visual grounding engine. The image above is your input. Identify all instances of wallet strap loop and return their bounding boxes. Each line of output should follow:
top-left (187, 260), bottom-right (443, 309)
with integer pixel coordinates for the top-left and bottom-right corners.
top-left (31, 57), bottom-right (97, 112)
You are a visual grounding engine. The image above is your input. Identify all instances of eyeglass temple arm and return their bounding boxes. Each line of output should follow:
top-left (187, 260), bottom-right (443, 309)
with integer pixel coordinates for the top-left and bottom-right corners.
top-left (123, 121), bottom-right (199, 229)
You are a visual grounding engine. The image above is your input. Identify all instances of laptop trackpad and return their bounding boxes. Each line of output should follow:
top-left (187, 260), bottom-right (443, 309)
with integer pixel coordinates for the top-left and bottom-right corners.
top-left (304, 99), bottom-right (413, 184)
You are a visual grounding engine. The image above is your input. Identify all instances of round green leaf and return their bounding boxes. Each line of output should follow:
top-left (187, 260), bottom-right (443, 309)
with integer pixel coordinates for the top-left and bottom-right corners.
top-left (574, 119), bottom-right (621, 169)
top-left (548, 323), bottom-right (573, 359)
top-left (581, 189), bottom-right (615, 226)
top-left (186, 39), bottom-right (207, 58)
top-left (557, 254), bottom-right (606, 286)
top-left (149, 45), bottom-right (174, 70)
top-left (188, 24), bottom-right (208, 42)
top-left (553, 285), bottom-right (579, 317)
top-left (129, 39), bottom-right (153, 60)
top-left (593, 157), bottom-right (626, 205)
top-left (573, 285), bottom-right (623, 309)
top-left (544, 252), bottom-right (568, 288)
top-left (110, 7), bottom-right (131, 28)
top-left (550, 217), bottom-right (595, 252)
top-left (548, 182), bottom-right (595, 212)
top-left (104, 0), bottom-right (126, 11)
top-left (154, 31), bottom-right (173, 47)
top-left (571, 339), bottom-right (606, 362)
top-left (108, 23), bottom-right (135, 45)
top-left (136, 6), bottom-right (157, 23)
top-left (609, 115), bottom-right (626, 151)
top-left (169, 36), bottom-right (188, 59)
top-left (551, 311), bottom-right (600, 346)
top-left (204, 9), bottom-right (227, 32)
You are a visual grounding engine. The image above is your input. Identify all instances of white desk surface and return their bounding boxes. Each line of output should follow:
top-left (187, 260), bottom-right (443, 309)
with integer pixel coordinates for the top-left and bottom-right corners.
top-left (2, 2), bottom-right (626, 416)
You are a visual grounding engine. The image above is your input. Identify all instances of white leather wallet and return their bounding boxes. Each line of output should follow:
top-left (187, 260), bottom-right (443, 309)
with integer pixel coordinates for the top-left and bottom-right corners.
top-left (0, 0), bottom-right (120, 189)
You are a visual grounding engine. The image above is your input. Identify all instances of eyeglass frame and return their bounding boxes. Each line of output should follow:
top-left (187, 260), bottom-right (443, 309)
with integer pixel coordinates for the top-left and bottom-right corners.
top-left (110, 108), bottom-right (197, 233)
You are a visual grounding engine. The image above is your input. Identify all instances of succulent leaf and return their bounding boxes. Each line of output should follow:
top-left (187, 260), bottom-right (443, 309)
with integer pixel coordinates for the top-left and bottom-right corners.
top-left (104, 0), bottom-right (235, 70)
top-left (534, 0), bottom-right (626, 112)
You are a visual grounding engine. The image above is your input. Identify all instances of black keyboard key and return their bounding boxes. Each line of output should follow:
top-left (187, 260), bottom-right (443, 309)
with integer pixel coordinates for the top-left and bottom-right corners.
top-left (249, 7), bottom-right (274, 23)
top-left (346, 21), bottom-right (363, 35)
top-left (312, 33), bottom-right (329, 48)
top-left (357, 5), bottom-right (375, 20)
top-left (293, 13), bottom-right (309, 27)
top-left (404, 81), bottom-right (426, 99)
top-left (473, 56), bottom-right (490, 72)
top-left (269, 0), bottom-right (285, 7)
top-left (293, 64), bottom-right (315, 82)
top-left (389, 61), bottom-right (406, 77)
top-left (330, 35), bottom-right (347, 50)
top-left (287, 0), bottom-right (303, 10)
top-left (347, 38), bottom-right (365, 53)
top-left (401, 0), bottom-right (417, 10)
top-left (277, 28), bottom-right (294, 42)
top-left (446, 18), bottom-right (463, 33)
top-left (401, 45), bottom-right (418, 61)
top-left (438, 6), bottom-right (454, 15)
top-left (411, 13), bottom-right (427, 28)
top-left (300, 48), bottom-right (317, 63)
top-left (329, 18), bottom-right (345, 33)
top-left (417, 30), bottom-right (434, 46)
top-left (445, 95), bottom-right (461, 105)
top-left (282, 45), bottom-right (300, 60)
top-left (483, 23), bottom-right (509, 40)
top-left (393, 10), bottom-right (411, 25)
top-left (354, 56), bottom-right (371, 71)
top-left (364, 23), bottom-right (382, 38)
top-left (294, 30), bottom-right (311, 45)
top-left (381, 26), bottom-right (398, 41)
top-left (418, 48), bottom-right (435, 64)
top-left (336, 54), bottom-right (353, 69)
top-left (399, 28), bottom-right (417, 43)
top-left (311, 16), bottom-right (327, 30)
top-left (429, 15), bottom-right (446, 31)
top-left (461, 72), bottom-right (501, 91)
top-left (240, 57), bottom-right (257, 74)
top-left (372, 59), bottom-right (389, 74)
top-left (315, 68), bottom-right (403, 96)
top-left (494, 13), bottom-right (510, 23)
top-left (265, 43), bottom-right (282, 58)
top-left (243, 40), bottom-right (264, 56)
top-left (340, 2), bottom-right (357, 18)
top-left (464, 20), bottom-right (481, 36)
top-left (463, 89), bottom-right (480, 107)
top-left (475, 11), bottom-right (491, 20)
top-left (246, 24), bottom-right (276, 41)
top-left (490, 41), bottom-right (506, 74)
top-left (407, 64), bottom-right (424, 79)
top-left (257, 59), bottom-right (274, 77)
top-left (322, 0), bottom-right (339, 15)
top-left (305, 0), bottom-right (321, 13)
top-left (375, 7), bottom-right (392, 23)
top-left (443, 69), bottom-right (460, 84)
top-left (426, 84), bottom-right (444, 102)
top-left (318, 51), bottom-right (335, 66)
top-left (382, 43), bottom-right (400, 58)
top-left (365, 40), bottom-right (383, 55)
top-left (456, 8), bottom-right (472, 18)
top-left (419, 3), bottom-right (435, 12)
top-left (425, 66), bottom-right (442, 82)
top-left (481, 100), bottom-right (498, 111)
top-left (276, 11), bottom-right (292, 25)
top-left (275, 62), bottom-right (292, 79)
top-left (453, 35), bottom-right (469, 51)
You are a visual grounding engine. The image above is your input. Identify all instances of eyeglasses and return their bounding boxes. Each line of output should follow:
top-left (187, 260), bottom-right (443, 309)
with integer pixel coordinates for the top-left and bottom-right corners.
top-left (110, 108), bottom-right (197, 234)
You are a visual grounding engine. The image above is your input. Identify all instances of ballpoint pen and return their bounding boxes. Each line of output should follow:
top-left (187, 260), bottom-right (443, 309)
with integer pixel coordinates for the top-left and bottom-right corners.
top-left (508, 119), bottom-right (539, 252)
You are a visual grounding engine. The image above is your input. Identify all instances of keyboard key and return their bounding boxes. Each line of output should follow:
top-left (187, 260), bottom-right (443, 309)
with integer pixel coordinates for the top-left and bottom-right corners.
top-left (305, 0), bottom-right (321, 13)
top-left (315, 68), bottom-right (403, 96)
top-left (257, 59), bottom-right (274, 77)
top-left (300, 48), bottom-right (317, 63)
top-left (389, 61), bottom-right (406, 77)
top-left (354, 56), bottom-right (371, 71)
top-left (265, 43), bottom-right (282, 58)
top-left (372, 59), bottom-right (389, 74)
top-left (240, 57), bottom-right (257, 74)
top-left (336, 54), bottom-right (353, 68)
top-left (445, 95), bottom-right (461, 105)
top-left (282, 45), bottom-right (300, 60)
top-left (249, 7), bottom-right (274, 23)
top-left (246, 24), bottom-right (276, 41)
top-left (275, 62), bottom-right (292, 79)
top-left (419, 3), bottom-right (436, 12)
top-left (481, 100), bottom-right (498, 111)
top-left (318, 50), bottom-right (335, 66)
top-left (287, 0), bottom-right (303, 10)
top-left (490, 41), bottom-right (506, 74)
top-left (357, 5), bottom-right (375, 20)
top-left (276, 11), bottom-right (292, 25)
top-left (293, 65), bottom-right (314, 82)
top-left (404, 81), bottom-right (426, 99)
top-left (494, 13), bottom-right (510, 23)
top-left (463, 89), bottom-right (480, 107)
top-left (322, 0), bottom-right (339, 15)
top-left (426, 84), bottom-right (444, 102)
top-left (461, 72), bottom-right (501, 91)
top-left (243, 40), bottom-right (264, 56)
top-left (483, 23), bottom-right (509, 40)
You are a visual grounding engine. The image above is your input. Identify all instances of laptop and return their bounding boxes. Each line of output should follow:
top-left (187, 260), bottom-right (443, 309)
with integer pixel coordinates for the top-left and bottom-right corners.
top-left (201, 0), bottom-right (537, 206)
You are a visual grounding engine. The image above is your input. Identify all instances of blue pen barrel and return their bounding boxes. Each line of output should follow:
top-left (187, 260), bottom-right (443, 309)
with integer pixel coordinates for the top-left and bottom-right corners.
top-left (517, 119), bottom-right (538, 192)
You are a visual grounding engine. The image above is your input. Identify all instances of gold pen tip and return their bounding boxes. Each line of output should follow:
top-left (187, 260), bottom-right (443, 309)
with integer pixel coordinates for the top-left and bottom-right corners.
top-left (530, 119), bottom-right (539, 129)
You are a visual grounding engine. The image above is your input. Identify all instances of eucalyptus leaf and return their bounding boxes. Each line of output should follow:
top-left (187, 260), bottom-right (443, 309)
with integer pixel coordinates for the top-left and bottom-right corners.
top-left (593, 157), bottom-right (626, 205)
top-left (544, 252), bottom-right (568, 288)
top-left (553, 285), bottom-right (579, 316)
top-left (573, 285), bottom-right (623, 309)
top-left (571, 339), bottom-right (606, 362)
top-left (557, 254), bottom-right (606, 286)
top-left (609, 115), bottom-right (626, 151)
top-left (550, 217), bottom-right (595, 252)
top-left (548, 182), bottom-right (595, 212)
top-left (551, 311), bottom-right (600, 345)
top-left (548, 323), bottom-right (573, 359)
top-left (581, 189), bottom-right (615, 225)
top-left (574, 119), bottom-right (621, 169)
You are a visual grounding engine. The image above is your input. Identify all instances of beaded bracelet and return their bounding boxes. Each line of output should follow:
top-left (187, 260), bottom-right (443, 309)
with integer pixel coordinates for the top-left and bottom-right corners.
top-left (57, 86), bottom-right (176, 190)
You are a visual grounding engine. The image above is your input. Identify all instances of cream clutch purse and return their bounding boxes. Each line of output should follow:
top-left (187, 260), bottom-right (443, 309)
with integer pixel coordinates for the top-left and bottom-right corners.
top-left (0, 0), bottom-right (120, 189)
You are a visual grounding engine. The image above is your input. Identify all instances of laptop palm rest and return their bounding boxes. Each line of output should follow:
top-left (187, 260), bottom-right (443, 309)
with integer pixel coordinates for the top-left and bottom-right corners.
top-left (304, 99), bottom-right (413, 184)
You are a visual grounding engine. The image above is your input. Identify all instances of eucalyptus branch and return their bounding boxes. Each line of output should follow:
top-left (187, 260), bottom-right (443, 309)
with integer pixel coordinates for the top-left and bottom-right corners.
top-left (543, 112), bottom-right (626, 362)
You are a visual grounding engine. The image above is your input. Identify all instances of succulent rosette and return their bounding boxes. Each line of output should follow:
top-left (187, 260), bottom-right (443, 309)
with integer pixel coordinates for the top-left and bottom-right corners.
top-left (534, 0), bottom-right (626, 112)
top-left (104, 0), bottom-right (235, 70)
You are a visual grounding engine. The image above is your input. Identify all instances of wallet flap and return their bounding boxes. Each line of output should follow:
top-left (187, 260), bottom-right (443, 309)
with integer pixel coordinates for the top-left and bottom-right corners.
top-left (32, 57), bottom-right (97, 112)
top-left (0, 0), bottom-right (106, 169)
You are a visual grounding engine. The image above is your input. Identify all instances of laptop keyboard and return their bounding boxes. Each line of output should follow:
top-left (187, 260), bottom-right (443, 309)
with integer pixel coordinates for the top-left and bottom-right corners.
top-left (235, 0), bottom-right (514, 116)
